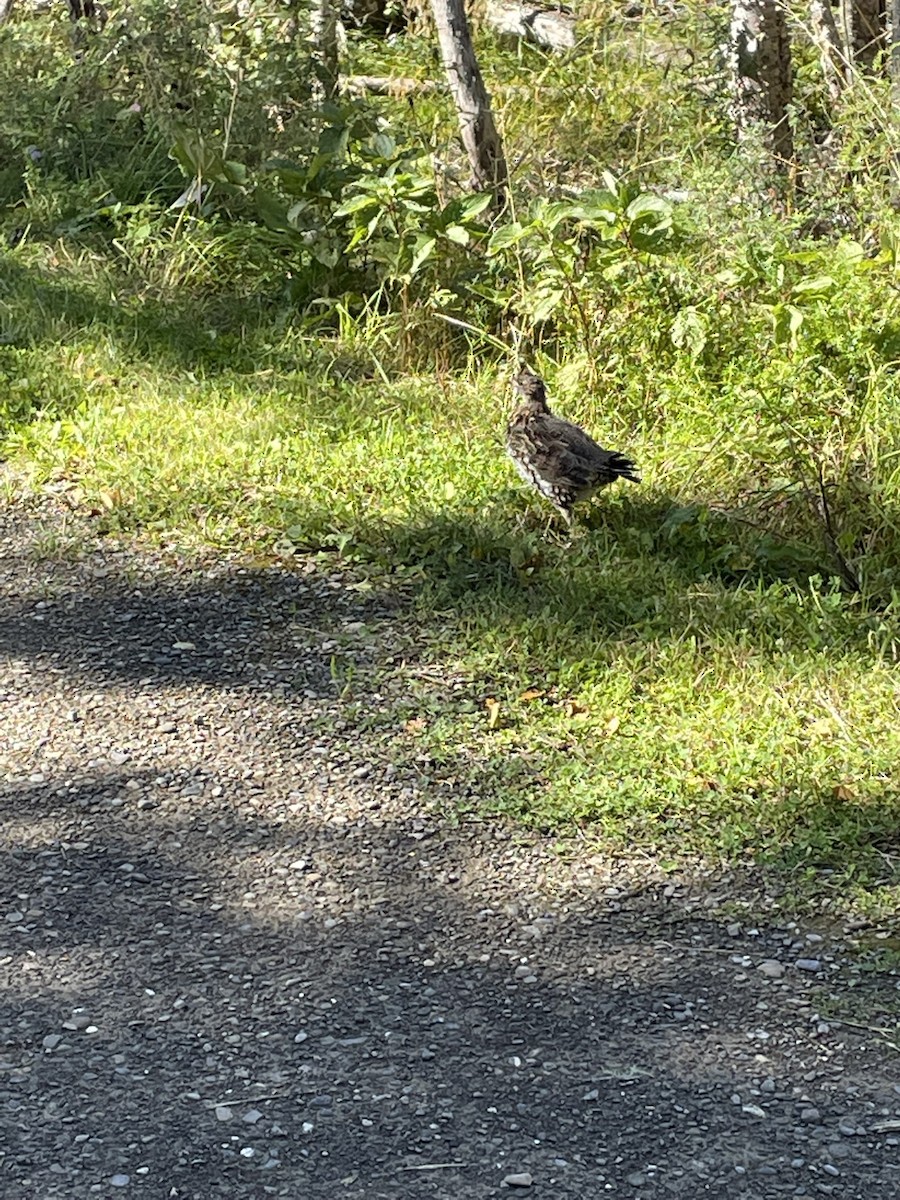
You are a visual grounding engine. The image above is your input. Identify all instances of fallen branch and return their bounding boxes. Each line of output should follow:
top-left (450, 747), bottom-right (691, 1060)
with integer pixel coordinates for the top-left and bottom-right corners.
top-left (340, 74), bottom-right (444, 97)
top-left (484, 0), bottom-right (578, 51)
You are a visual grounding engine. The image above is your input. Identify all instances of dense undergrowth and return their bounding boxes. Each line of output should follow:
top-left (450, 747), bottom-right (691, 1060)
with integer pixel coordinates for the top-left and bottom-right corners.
top-left (2, 0), bottom-right (900, 914)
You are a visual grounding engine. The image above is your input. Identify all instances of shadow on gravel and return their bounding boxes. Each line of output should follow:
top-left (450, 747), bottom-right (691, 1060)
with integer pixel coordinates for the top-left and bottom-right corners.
top-left (2, 772), bottom-right (900, 1200)
top-left (1, 502), bottom-right (892, 703)
top-left (0, 559), bottom-right (403, 695)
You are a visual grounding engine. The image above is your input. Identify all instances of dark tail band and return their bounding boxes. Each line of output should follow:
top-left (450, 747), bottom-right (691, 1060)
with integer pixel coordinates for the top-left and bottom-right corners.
top-left (610, 453), bottom-right (641, 483)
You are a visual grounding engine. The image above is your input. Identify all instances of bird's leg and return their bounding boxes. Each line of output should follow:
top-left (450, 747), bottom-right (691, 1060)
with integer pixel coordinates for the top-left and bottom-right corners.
top-left (540, 505), bottom-right (574, 544)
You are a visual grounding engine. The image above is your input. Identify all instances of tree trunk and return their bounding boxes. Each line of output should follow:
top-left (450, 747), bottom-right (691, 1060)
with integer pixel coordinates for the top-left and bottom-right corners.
top-left (310, 0), bottom-right (340, 104)
top-left (809, 0), bottom-right (851, 101)
top-left (430, 0), bottom-right (508, 196)
top-left (728, 0), bottom-right (794, 171)
top-left (841, 0), bottom-right (887, 68)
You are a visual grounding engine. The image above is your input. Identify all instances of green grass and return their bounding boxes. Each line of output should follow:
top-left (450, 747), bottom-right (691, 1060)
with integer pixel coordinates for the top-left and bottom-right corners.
top-left (3, 0), bottom-right (900, 917)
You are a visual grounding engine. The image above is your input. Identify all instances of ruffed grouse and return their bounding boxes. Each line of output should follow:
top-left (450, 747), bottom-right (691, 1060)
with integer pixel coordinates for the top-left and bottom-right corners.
top-left (506, 367), bottom-right (639, 525)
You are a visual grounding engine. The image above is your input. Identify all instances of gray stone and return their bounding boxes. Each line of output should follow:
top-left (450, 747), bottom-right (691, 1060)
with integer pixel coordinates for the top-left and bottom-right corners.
top-left (758, 960), bottom-right (785, 979)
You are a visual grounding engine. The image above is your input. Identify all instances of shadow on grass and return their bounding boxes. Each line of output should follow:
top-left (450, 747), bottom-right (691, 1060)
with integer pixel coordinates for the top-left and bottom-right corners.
top-left (2, 768), bottom-right (899, 1197)
top-left (369, 498), bottom-right (892, 661)
top-left (0, 255), bottom-right (318, 380)
top-left (0, 491), bottom-right (894, 683)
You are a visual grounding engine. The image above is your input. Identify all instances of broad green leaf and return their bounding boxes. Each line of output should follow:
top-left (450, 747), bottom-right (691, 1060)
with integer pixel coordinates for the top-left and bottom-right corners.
top-left (371, 132), bottom-right (396, 159)
top-left (626, 193), bottom-right (673, 253)
top-left (714, 268), bottom-right (746, 287)
top-left (443, 225), bottom-right (470, 246)
top-left (311, 244), bottom-right (340, 268)
top-left (834, 239), bottom-right (865, 267)
top-left (625, 193), bottom-right (673, 222)
top-left (334, 194), bottom-right (380, 217)
top-left (223, 160), bottom-right (249, 186)
top-left (318, 125), bottom-right (349, 159)
top-left (569, 189), bottom-right (619, 223)
top-left (286, 200), bottom-right (309, 228)
top-left (253, 188), bottom-right (296, 234)
top-left (409, 235), bottom-right (436, 275)
top-left (670, 308), bottom-right (708, 359)
top-left (531, 287), bottom-right (565, 322)
top-left (772, 303), bottom-right (805, 348)
top-left (541, 200), bottom-right (576, 231)
top-left (456, 192), bottom-right (494, 219)
top-left (792, 275), bottom-right (836, 297)
top-left (601, 169), bottom-right (621, 196)
top-left (487, 222), bottom-right (529, 254)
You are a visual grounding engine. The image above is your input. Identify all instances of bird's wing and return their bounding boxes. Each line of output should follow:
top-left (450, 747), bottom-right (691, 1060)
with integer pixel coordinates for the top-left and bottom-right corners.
top-left (539, 415), bottom-right (625, 481)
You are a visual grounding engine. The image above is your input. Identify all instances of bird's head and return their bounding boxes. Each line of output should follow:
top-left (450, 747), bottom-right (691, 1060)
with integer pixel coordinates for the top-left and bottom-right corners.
top-left (512, 366), bottom-right (549, 410)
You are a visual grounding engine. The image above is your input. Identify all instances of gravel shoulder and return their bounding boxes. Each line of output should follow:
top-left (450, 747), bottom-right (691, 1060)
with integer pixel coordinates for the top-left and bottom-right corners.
top-left (1, 496), bottom-right (899, 1200)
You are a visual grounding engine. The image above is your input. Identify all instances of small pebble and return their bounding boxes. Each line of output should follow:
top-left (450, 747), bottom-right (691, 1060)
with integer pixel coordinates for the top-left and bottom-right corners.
top-left (110, 1176), bottom-right (130, 1188)
top-left (796, 959), bottom-right (822, 972)
top-left (758, 960), bottom-right (785, 979)
top-left (62, 1013), bottom-right (92, 1031)
top-left (503, 1173), bottom-right (533, 1187)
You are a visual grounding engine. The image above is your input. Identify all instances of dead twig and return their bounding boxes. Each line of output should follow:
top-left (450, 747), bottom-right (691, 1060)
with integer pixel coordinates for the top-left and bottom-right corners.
top-left (399, 1162), bottom-right (469, 1171)
top-left (815, 460), bottom-right (860, 592)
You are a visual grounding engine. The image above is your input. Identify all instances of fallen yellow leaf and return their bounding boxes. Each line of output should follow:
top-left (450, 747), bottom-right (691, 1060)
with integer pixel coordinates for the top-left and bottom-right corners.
top-left (485, 698), bottom-right (501, 730)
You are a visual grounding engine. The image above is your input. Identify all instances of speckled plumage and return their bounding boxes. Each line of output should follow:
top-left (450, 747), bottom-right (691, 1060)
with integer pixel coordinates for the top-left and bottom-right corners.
top-left (505, 368), bottom-right (639, 524)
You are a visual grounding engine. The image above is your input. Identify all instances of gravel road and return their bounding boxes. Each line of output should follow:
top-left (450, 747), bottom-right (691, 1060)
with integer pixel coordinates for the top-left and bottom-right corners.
top-left (2, 497), bottom-right (899, 1199)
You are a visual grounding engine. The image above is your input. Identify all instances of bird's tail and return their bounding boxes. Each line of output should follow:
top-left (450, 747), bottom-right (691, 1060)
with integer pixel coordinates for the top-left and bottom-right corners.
top-left (608, 452), bottom-right (641, 484)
